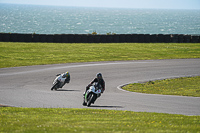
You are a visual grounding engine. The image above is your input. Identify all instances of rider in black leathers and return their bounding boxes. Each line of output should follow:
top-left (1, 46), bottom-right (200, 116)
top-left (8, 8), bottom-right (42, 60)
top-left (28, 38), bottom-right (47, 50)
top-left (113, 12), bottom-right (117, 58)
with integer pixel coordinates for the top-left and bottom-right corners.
top-left (83, 73), bottom-right (105, 105)
top-left (85, 73), bottom-right (105, 93)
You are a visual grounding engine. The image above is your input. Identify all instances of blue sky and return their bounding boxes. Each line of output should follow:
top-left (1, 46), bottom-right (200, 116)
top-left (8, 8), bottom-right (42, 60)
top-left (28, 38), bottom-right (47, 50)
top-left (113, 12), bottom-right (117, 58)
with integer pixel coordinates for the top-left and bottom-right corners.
top-left (0, 0), bottom-right (200, 9)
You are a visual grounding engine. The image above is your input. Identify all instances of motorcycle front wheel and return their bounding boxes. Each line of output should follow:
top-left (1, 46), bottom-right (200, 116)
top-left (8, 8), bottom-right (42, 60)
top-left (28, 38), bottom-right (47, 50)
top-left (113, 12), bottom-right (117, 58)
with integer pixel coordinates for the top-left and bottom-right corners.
top-left (87, 93), bottom-right (96, 107)
top-left (51, 82), bottom-right (59, 91)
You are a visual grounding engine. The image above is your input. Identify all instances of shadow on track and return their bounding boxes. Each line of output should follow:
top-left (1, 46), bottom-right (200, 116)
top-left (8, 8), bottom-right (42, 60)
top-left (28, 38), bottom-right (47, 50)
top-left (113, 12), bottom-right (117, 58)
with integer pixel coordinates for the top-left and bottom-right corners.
top-left (0, 104), bottom-right (12, 107)
top-left (89, 105), bottom-right (123, 108)
top-left (56, 89), bottom-right (81, 92)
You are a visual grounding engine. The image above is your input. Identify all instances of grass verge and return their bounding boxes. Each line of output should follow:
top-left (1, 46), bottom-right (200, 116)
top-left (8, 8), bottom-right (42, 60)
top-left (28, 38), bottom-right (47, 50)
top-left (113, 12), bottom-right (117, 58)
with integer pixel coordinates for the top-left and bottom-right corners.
top-left (1, 42), bottom-right (200, 132)
top-left (122, 76), bottom-right (200, 97)
top-left (1, 107), bottom-right (200, 132)
top-left (0, 42), bottom-right (200, 68)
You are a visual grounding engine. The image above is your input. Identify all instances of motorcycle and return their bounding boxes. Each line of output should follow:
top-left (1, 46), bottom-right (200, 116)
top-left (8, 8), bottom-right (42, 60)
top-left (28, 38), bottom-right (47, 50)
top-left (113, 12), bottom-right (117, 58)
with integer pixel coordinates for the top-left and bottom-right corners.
top-left (83, 82), bottom-right (102, 107)
top-left (51, 74), bottom-right (67, 91)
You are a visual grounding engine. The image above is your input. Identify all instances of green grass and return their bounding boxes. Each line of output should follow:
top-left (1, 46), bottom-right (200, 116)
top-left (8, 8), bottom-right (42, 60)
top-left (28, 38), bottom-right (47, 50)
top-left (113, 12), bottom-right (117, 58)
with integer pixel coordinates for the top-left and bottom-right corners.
top-left (0, 42), bottom-right (200, 68)
top-left (122, 76), bottom-right (200, 97)
top-left (1, 42), bottom-right (200, 132)
top-left (1, 107), bottom-right (200, 132)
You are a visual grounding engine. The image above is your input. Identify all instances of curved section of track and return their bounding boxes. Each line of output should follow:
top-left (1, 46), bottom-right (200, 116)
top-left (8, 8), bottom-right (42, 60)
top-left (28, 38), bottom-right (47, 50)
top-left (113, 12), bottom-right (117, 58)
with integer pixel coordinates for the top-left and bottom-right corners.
top-left (0, 59), bottom-right (200, 115)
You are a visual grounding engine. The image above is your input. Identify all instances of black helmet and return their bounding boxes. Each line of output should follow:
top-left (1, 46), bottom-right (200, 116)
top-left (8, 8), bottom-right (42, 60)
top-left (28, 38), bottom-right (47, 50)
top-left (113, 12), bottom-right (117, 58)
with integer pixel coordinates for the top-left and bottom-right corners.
top-left (96, 73), bottom-right (102, 79)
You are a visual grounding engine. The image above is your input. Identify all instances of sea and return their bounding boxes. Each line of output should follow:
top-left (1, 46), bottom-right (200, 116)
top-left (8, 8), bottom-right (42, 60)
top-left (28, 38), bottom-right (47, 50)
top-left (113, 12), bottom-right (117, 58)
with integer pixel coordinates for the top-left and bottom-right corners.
top-left (0, 3), bottom-right (200, 35)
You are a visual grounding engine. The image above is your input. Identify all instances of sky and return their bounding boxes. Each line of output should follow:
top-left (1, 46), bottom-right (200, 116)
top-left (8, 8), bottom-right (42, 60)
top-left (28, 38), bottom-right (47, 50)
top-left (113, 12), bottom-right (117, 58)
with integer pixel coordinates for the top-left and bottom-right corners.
top-left (0, 0), bottom-right (200, 9)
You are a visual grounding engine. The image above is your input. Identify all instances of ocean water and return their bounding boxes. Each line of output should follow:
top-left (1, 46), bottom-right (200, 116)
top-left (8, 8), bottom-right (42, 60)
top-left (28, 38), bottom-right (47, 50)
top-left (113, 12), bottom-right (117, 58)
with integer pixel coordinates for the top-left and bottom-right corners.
top-left (0, 3), bottom-right (200, 35)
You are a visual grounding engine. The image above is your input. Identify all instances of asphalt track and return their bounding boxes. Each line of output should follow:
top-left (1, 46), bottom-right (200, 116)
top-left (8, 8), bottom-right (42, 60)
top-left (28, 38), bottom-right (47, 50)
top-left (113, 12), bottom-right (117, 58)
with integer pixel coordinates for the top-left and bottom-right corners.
top-left (0, 59), bottom-right (200, 115)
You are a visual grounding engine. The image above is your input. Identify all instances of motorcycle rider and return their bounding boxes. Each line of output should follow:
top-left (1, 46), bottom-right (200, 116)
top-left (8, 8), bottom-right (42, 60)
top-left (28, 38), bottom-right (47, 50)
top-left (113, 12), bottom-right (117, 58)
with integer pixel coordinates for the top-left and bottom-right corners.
top-left (56, 71), bottom-right (70, 87)
top-left (86, 73), bottom-right (105, 93)
top-left (83, 73), bottom-right (105, 96)
top-left (83, 73), bottom-right (105, 105)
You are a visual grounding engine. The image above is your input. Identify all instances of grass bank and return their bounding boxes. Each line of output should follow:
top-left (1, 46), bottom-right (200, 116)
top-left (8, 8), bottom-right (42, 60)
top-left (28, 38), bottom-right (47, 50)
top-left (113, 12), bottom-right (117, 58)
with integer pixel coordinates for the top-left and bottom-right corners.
top-left (1, 42), bottom-right (200, 132)
top-left (122, 76), bottom-right (200, 97)
top-left (0, 42), bottom-right (200, 68)
top-left (1, 108), bottom-right (200, 132)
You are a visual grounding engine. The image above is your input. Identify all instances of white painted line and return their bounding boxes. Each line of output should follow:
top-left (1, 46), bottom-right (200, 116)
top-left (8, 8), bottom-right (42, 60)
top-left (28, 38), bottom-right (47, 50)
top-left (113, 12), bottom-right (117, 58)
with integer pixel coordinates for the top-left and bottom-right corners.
top-left (0, 61), bottom-right (152, 76)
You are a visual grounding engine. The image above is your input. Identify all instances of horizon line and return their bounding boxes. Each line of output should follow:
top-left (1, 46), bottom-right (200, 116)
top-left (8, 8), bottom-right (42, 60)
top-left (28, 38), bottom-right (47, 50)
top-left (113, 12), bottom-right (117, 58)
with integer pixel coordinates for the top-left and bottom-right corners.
top-left (1, 2), bottom-right (200, 10)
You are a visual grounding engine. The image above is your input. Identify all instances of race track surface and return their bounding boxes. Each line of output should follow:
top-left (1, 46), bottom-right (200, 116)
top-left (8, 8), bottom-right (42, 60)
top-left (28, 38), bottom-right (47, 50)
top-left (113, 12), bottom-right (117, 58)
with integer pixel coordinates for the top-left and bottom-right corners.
top-left (0, 59), bottom-right (200, 115)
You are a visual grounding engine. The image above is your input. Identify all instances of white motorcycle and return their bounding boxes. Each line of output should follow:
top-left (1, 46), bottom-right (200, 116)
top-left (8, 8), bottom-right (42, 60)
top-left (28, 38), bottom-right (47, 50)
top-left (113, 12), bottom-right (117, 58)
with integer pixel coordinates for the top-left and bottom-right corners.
top-left (51, 74), bottom-right (67, 91)
top-left (83, 82), bottom-right (102, 107)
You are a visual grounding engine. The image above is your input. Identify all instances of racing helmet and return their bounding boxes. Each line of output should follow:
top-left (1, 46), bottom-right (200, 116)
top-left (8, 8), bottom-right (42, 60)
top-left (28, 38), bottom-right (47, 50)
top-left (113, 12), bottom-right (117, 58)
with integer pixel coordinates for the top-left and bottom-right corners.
top-left (63, 71), bottom-right (69, 78)
top-left (96, 73), bottom-right (102, 80)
